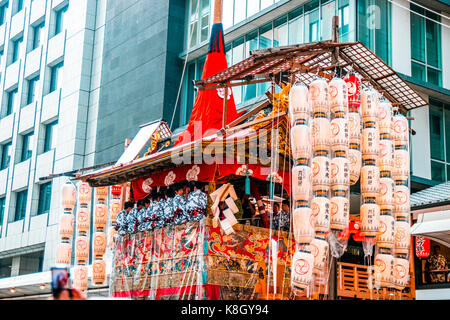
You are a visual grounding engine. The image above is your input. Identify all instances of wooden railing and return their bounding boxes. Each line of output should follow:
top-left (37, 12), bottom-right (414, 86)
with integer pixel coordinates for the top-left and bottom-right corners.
top-left (337, 262), bottom-right (414, 300)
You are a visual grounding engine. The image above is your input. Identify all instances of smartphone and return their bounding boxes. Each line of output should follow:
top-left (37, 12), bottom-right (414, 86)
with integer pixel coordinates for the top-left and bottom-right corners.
top-left (51, 267), bottom-right (71, 297)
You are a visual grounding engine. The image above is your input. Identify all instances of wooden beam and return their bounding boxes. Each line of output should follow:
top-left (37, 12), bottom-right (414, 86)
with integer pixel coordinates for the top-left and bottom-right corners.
top-left (225, 112), bottom-right (286, 134)
top-left (225, 100), bottom-right (271, 129)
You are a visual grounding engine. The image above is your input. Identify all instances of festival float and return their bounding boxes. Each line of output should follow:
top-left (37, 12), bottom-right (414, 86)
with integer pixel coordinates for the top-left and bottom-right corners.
top-left (68, 2), bottom-right (428, 300)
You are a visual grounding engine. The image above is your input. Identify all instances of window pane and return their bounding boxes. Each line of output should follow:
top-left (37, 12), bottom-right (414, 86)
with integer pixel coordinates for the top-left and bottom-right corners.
top-left (32, 23), bottom-right (43, 50)
top-left (223, 0), bottom-right (233, 30)
top-left (446, 104), bottom-right (450, 163)
top-left (15, 190), bottom-right (28, 221)
top-left (338, 0), bottom-right (351, 42)
top-left (357, 0), bottom-right (372, 50)
top-left (244, 31), bottom-right (258, 101)
top-left (12, 38), bottom-right (22, 63)
top-left (411, 12), bottom-right (425, 62)
top-left (261, 0), bottom-right (273, 10)
top-left (234, 0), bottom-right (246, 24)
top-left (225, 43), bottom-right (232, 65)
top-left (27, 76), bottom-right (39, 105)
top-left (431, 161), bottom-right (445, 183)
top-left (200, 14), bottom-right (209, 43)
top-left (6, 89), bottom-right (17, 115)
top-left (232, 37), bottom-right (244, 104)
top-left (0, 197), bottom-right (5, 226)
top-left (425, 14), bottom-right (441, 69)
top-left (44, 121), bottom-right (58, 152)
top-left (447, 165), bottom-right (450, 182)
top-left (259, 23), bottom-right (272, 49)
top-left (429, 103), bottom-right (444, 161)
top-left (288, 8), bottom-right (304, 45)
top-left (321, 1), bottom-right (336, 41)
top-left (21, 132), bottom-right (34, 162)
top-left (274, 16), bottom-right (288, 47)
top-left (247, 0), bottom-right (259, 17)
top-left (411, 62), bottom-right (426, 82)
top-left (188, 21), bottom-right (198, 48)
top-left (305, 1), bottom-right (319, 42)
top-left (374, 0), bottom-right (390, 64)
top-left (184, 63), bottom-right (196, 125)
top-left (427, 68), bottom-right (442, 87)
top-left (37, 182), bottom-right (52, 215)
top-left (1, 143), bottom-right (11, 170)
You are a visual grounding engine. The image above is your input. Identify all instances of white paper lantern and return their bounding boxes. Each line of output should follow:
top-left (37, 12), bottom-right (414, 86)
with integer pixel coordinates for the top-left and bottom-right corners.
top-left (56, 242), bottom-right (72, 265)
top-left (330, 196), bottom-right (349, 231)
top-left (94, 203), bottom-right (108, 231)
top-left (291, 125), bottom-right (312, 162)
top-left (311, 117), bottom-right (330, 152)
top-left (377, 100), bottom-right (393, 134)
top-left (349, 148), bottom-right (361, 185)
top-left (348, 112), bottom-right (362, 142)
top-left (394, 221), bottom-right (411, 255)
top-left (374, 252), bottom-right (394, 287)
top-left (95, 187), bottom-right (109, 203)
top-left (76, 207), bottom-right (90, 235)
top-left (61, 182), bottom-right (76, 211)
top-left (393, 256), bottom-right (410, 290)
top-left (291, 250), bottom-right (314, 291)
top-left (310, 237), bottom-right (329, 275)
top-left (292, 165), bottom-right (312, 202)
top-left (393, 148), bottom-right (409, 181)
top-left (360, 89), bottom-right (379, 122)
top-left (360, 165), bottom-right (380, 199)
top-left (289, 83), bottom-right (310, 124)
top-left (77, 181), bottom-right (92, 207)
top-left (312, 156), bottom-right (330, 192)
top-left (377, 214), bottom-right (395, 249)
top-left (379, 177), bottom-right (395, 208)
top-left (360, 203), bottom-right (380, 238)
top-left (330, 157), bottom-right (350, 191)
top-left (309, 78), bottom-right (329, 115)
top-left (311, 196), bottom-right (330, 234)
top-left (361, 127), bottom-right (379, 160)
top-left (75, 235), bottom-right (89, 264)
top-left (392, 114), bottom-right (409, 145)
top-left (293, 207), bottom-right (315, 244)
top-left (59, 213), bottom-right (74, 240)
top-left (109, 198), bottom-right (122, 225)
top-left (329, 77), bottom-right (348, 114)
top-left (394, 184), bottom-right (410, 214)
top-left (73, 265), bottom-right (88, 292)
top-left (330, 117), bottom-right (349, 153)
top-left (378, 139), bottom-right (394, 173)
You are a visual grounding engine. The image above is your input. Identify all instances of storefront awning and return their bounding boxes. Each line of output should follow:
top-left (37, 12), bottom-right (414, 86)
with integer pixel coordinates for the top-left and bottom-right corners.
top-left (411, 210), bottom-right (450, 248)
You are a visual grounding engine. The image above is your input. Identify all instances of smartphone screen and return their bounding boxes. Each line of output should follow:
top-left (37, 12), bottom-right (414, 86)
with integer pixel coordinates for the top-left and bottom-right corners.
top-left (51, 267), bottom-right (71, 292)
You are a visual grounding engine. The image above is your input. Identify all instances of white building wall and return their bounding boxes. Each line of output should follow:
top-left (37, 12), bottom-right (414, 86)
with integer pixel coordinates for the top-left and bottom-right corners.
top-left (0, 0), bottom-right (105, 273)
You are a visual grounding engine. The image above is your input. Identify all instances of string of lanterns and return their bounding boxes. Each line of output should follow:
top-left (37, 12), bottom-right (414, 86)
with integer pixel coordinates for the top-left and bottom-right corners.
top-left (56, 181), bottom-right (76, 266)
top-left (93, 187), bottom-right (108, 286)
top-left (289, 71), bottom-right (411, 296)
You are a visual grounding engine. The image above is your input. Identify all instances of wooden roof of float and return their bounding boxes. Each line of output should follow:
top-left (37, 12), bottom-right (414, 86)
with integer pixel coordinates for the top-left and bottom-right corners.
top-left (195, 41), bottom-right (428, 113)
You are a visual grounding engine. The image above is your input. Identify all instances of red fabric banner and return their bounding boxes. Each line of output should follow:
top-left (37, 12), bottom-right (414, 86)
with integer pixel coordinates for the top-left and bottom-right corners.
top-left (132, 162), bottom-right (291, 200)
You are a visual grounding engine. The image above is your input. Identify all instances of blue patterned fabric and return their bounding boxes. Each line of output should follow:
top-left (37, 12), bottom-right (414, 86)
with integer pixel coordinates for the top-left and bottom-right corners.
top-left (273, 210), bottom-right (290, 231)
top-left (115, 209), bottom-right (128, 236)
top-left (172, 194), bottom-right (188, 225)
top-left (186, 189), bottom-right (207, 221)
top-left (136, 207), bottom-right (148, 232)
top-left (152, 200), bottom-right (165, 229)
top-left (126, 207), bottom-right (139, 234)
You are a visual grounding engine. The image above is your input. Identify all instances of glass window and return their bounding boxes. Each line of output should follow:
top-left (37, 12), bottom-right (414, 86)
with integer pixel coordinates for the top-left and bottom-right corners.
top-left (37, 182), bottom-right (52, 215)
top-left (261, 0), bottom-right (273, 11)
top-left (43, 120), bottom-right (58, 152)
top-left (6, 88), bottom-right (18, 115)
top-left (274, 16), bottom-right (288, 47)
top-left (27, 76), bottom-right (39, 105)
top-left (21, 131), bottom-right (34, 162)
top-left (0, 197), bottom-right (5, 226)
top-left (431, 161), bottom-right (445, 183)
top-left (445, 104), bottom-right (450, 163)
top-left (288, 7), bottom-right (304, 45)
top-left (32, 22), bottom-right (44, 51)
top-left (357, 0), bottom-right (391, 64)
top-left (232, 37), bottom-right (244, 105)
top-left (223, 0), bottom-right (233, 30)
top-left (16, 0), bottom-right (23, 13)
top-left (0, 2), bottom-right (8, 25)
top-left (1, 142), bottom-right (11, 170)
top-left (54, 5), bottom-right (68, 36)
top-left (429, 103), bottom-right (444, 161)
top-left (244, 30), bottom-right (258, 101)
top-left (247, 0), bottom-right (259, 17)
top-left (187, 0), bottom-right (209, 48)
top-left (321, 0), bottom-right (336, 41)
top-left (234, 0), bottom-right (246, 25)
top-left (338, 0), bottom-right (350, 41)
top-left (49, 61), bottom-right (63, 93)
top-left (15, 190), bottom-right (27, 221)
top-left (305, 0), bottom-right (320, 42)
top-left (259, 23), bottom-right (272, 49)
top-left (410, 4), bottom-right (442, 86)
top-left (11, 37), bottom-right (22, 63)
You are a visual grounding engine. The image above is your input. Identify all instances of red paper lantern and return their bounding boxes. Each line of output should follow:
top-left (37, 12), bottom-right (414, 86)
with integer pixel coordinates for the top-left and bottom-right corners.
top-left (415, 236), bottom-right (430, 258)
top-left (111, 185), bottom-right (122, 197)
